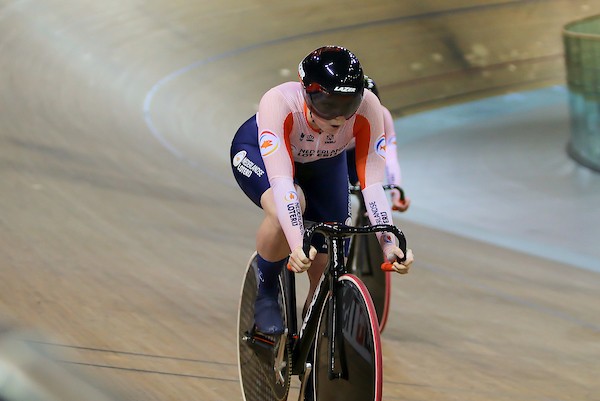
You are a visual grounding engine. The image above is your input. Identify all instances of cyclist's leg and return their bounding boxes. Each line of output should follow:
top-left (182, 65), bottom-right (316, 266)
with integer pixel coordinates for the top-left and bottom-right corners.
top-left (237, 253), bottom-right (292, 401)
top-left (254, 187), bottom-right (305, 333)
top-left (231, 116), bottom-right (309, 334)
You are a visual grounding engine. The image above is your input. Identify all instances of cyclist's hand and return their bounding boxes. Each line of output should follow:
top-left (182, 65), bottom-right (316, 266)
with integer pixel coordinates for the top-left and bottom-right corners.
top-left (383, 247), bottom-right (414, 274)
top-left (287, 245), bottom-right (317, 273)
top-left (392, 193), bottom-right (411, 212)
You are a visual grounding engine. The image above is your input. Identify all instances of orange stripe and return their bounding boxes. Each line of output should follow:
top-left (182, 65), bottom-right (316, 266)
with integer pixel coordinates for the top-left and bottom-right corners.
top-left (353, 115), bottom-right (371, 189)
top-left (283, 113), bottom-right (295, 176)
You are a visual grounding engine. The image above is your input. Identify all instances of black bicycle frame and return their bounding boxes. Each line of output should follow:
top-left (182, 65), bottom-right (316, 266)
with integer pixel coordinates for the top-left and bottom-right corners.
top-left (284, 222), bottom-right (406, 378)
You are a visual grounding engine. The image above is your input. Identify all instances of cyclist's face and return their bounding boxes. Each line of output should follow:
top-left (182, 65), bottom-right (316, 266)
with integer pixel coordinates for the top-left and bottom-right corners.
top-left (310, 111), bottom-right (347, 134)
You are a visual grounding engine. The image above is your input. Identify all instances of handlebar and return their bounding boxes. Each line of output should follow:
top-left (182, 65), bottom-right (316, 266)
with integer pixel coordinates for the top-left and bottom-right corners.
top-left (302, 222), bottom-right (407, 264)
top-left (349, 184), bottom-right (405, 202)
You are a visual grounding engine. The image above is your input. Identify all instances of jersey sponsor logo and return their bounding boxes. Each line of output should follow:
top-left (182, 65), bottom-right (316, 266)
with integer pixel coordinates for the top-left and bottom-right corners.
top-left (232, 150), bottom-right (247, 167)
top-left (284, 190), bottom-right (298, 202)
top-left (368, 201), bottom-right (390, 225)
top-left (297, 144), bottom-right (346, 159)
top-left (325, 134), bottom-right (335, 144)
top-left (259, 131), bottom-right (280, 157)
top-left (233, 149), bottom-right (265, 178)
top-left (299, 132), bottom-right (315, 142)
top-left (297, 149), bottom-right (316, 158)
top-left (287, 202), bottom-right (302, 228)
top-left (284, 190), bottom-right (302, 227)
top-left (334, 86), bottom-right (357, 93)
top-left (375, 133), bottom-right (386, 159)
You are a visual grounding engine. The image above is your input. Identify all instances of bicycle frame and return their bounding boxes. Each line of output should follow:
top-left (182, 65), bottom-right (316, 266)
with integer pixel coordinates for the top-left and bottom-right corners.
top-left (283, 222), bottom-right (406, 379)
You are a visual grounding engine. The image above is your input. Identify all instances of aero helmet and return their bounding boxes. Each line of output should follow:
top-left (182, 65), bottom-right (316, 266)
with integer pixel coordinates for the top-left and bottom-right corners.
top-left (299, 46), bottom-right (364, 120)
top-left (364, 75), bottom-right (380, 100)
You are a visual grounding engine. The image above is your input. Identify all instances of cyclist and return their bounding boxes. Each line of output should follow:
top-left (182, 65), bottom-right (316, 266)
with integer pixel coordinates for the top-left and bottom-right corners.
top-left (346, 75), bottom-right (411, 212)
top-left (230, 45), bottom-right (414, 335)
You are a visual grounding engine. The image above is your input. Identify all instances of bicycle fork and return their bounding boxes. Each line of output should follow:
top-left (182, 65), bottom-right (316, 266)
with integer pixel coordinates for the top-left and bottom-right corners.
top-left (327, 234), bottom-right (349, 380)
top-left (327, 277), bottom-right (349, 380)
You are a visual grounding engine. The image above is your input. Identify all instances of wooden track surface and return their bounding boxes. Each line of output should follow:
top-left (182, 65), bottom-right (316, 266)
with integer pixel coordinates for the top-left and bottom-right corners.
top-left (1, 1), bottom-right (599, 400)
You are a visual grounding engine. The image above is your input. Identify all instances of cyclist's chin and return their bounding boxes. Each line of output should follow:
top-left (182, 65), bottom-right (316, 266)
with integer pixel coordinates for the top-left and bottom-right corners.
top-left (321, 125), bottom-right (341, 134)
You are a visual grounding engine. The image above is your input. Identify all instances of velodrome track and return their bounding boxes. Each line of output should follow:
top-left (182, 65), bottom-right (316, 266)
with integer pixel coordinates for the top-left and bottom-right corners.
top-left (1, 1), bottom-right (599, 400)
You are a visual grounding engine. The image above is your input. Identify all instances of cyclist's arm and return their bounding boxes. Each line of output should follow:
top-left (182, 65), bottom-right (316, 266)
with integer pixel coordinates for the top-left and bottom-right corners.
top-left (382, 105), bottom-right (410, 211)
top-left (382, 106), bottom-right (402, 187)
top-left (353, 92), bottom-right (399, 256)
top-left (257, 87), bottom-right (304, 252)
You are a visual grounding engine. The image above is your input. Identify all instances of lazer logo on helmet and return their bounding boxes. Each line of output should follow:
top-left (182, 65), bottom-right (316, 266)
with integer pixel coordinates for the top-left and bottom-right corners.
top-left (334, 86), bottom-right (357, 93)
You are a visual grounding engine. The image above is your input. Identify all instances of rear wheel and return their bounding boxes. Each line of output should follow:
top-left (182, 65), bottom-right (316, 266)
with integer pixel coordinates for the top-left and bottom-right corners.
top-left (237, 252), bottom-right (291, 401)
top-left (311, 274), bottom-right (383, 401)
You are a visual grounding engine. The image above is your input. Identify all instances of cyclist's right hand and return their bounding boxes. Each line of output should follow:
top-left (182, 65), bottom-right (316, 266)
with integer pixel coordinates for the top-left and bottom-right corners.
top-left (287, 245), bottom-right (317, 273)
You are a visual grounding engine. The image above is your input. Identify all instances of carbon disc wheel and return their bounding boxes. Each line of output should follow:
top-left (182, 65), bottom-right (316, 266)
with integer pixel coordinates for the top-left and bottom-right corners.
top-left (237, 252), bottom-right (291, 401)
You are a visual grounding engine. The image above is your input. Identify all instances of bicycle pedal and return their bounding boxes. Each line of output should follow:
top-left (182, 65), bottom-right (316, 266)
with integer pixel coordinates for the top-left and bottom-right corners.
top-left (243, 329), bottom-right (279, 364)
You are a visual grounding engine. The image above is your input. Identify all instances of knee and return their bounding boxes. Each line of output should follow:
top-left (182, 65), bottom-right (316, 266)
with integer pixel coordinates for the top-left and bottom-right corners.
top-left (259, 189), bottom-right (283, 230)
top-left (294, 184), bottom-right (307, 213)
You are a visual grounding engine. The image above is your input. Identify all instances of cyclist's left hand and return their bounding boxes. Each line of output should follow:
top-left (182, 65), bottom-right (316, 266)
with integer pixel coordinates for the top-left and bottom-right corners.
top-left (385, 247), bottom-right (414, 274)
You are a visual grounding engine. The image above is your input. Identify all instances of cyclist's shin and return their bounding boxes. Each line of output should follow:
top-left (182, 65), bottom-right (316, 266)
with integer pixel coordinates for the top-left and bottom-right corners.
top-left (256, 254), bottom-right (286, 296)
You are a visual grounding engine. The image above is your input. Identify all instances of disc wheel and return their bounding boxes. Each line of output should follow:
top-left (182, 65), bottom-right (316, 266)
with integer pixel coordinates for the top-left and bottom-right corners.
top-left (237, 252), bottom-right (291, 401)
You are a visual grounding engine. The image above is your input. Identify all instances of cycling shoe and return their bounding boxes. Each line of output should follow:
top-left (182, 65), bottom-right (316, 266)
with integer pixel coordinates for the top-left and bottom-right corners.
top-left (254, 292), bottom-right (284, 335)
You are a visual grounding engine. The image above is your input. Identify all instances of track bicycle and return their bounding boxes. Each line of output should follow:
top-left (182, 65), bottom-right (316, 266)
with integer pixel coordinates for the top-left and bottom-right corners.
top-left (237, 221), bottom-right (407, 401)
top-left (347, 184), bottom-right (406, 333)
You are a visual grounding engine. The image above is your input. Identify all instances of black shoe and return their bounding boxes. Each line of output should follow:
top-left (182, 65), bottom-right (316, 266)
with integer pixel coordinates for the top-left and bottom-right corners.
top-left (254, 292), bottom-right (283, 335)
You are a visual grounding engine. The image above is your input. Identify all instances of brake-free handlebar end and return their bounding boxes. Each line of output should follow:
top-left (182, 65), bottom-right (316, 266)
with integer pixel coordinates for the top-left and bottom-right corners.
top-left (381, 261), bottom-right (409, 273)
top-left (381, 262), bottom-right (395, 272)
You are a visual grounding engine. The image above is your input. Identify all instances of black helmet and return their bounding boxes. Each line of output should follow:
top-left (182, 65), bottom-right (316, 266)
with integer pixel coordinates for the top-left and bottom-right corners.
top-left (299, 46), bottom-right (364, 120)
top-left (364, 75), bottom-right (380, 100)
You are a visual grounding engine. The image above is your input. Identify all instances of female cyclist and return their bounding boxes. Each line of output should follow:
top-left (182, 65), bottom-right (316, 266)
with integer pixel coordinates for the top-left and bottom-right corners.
top-left (230, 45), bottom-right (414, 335)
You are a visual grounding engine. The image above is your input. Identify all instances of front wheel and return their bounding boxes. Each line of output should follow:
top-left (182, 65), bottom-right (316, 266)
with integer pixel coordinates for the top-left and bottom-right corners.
top-left (237, 252), bottom-right (291, 401)
top-left (348, 230), bottom-right (391, 333)
top-left (311, 274), bottom-right (383, 401)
